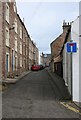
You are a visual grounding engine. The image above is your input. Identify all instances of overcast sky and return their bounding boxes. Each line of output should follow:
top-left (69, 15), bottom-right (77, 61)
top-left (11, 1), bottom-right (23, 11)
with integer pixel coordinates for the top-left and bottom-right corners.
top-left (16, 1), bottom-right (79, 54)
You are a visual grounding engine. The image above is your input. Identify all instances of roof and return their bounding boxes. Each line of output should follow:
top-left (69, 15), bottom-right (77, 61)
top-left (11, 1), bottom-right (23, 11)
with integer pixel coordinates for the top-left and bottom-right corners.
top-left (50, 34), bottom-right (62, 46)
top-left (50, 26), bottom-right (71, 63)
top-left (51, 32), bottom-right (67, 58)
top-left (17, 14), bottom-right (30, 38)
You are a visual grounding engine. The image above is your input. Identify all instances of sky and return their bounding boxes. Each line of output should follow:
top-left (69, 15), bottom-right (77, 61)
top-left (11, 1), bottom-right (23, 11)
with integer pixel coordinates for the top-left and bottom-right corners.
top-left (16, 1), bottom-right (79, 54)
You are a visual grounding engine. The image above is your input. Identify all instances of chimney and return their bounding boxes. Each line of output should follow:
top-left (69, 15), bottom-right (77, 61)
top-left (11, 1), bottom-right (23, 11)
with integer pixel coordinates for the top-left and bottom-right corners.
top-left (62, 20), bottom-right (71, 33)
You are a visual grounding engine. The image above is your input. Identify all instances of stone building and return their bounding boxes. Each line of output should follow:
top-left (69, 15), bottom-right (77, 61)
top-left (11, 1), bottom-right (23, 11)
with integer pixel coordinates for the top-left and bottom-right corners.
top-left (50, 21), bottom-right (71, 77)
top-left (0, 1), bottom-right (39, 80)
top-left (16, 14), bottom-right (30, 75)
top-left (50, 20), bottom-right (76, 97)
top-left (35, 47), bottom-right (39, 65)
top-left (51, 17), bottom-right (81, 103)
top-left (39, 52), bottom-right (51, 67)
top-left (29, 40), bottom-right (39, 70)
top-left (43, 54), bottom-right (51, 67)
top-left (39, 52), bottom-right (44, 65)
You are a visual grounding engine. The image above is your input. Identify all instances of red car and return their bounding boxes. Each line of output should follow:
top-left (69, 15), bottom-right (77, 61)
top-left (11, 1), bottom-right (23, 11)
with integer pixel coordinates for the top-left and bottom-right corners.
top-left (31, 65), bottom-right (41, 71)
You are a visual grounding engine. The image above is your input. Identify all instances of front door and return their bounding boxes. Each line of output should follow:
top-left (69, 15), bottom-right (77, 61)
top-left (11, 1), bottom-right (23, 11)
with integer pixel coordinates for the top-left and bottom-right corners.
top-left (6, 54), bottom-right (9, 72)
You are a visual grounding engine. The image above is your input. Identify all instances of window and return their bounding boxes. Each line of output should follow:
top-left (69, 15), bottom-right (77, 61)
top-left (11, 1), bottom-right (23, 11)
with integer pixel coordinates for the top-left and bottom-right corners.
top-left (26, 47), bottom-right (28, 56)
top-left (15, 37), bottom-right (17, 52)
top-left (20, 41), bottom-right (22, 54)
top-left (20, 57), bottom-right (22, 67)
top-left (20, 27), bottom-right (22, 39)
top-left (14, 18), bottom-right (17, 33)
top-left (15, 55), bottom-right (18, 71)
top-left (9, 0), bottom-right (11, 2)
top-left (23, 44), bottom-right (25, 55)
top-left (12, 50), bottom-right (14, 71)
top-left (13, 2), bottom-right (16, 12)
top-left (6, 53), bottom-right (9, 72)
top-left (5, 3), bottom-right (9, 23)
top-left (23, 60), bottom-right (26, 69)
top-left (5, 27), bottom-right (9, 47)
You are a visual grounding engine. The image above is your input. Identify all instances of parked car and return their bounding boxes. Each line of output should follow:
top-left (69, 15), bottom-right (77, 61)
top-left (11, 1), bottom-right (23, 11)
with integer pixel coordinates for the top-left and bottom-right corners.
top-left (39, 64), bottom-right (44, 70)
top-left (31, 65), bottom-right (41, 71)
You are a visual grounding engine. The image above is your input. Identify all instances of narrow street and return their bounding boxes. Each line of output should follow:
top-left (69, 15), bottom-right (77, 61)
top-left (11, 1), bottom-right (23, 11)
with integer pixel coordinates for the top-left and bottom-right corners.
top-left (2, 69), bottom-right (80, 118)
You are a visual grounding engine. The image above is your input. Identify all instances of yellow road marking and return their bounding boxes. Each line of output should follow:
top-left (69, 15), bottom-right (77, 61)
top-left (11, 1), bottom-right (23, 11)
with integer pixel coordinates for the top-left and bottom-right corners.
top-left (60, 102), bottom-right (81, 115)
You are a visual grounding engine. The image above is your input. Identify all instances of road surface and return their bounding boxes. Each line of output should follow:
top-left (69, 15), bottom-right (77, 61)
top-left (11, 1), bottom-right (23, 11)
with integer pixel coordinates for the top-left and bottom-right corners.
top-left (2, 69), bottom-right (80, 118)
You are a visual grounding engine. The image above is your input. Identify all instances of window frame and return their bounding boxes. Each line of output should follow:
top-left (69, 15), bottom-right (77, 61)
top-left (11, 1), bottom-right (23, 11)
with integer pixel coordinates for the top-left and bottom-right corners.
top-left (5, 26), bottom-right (9, 47)
top-left (5, 3), bottom-right (9, 23)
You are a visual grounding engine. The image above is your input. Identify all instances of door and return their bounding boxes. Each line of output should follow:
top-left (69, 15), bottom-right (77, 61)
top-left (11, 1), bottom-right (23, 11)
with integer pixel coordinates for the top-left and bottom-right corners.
top-left (12, 50), bottom-right (14, 71)
top-left (6, 54), bottom-right (9, 72)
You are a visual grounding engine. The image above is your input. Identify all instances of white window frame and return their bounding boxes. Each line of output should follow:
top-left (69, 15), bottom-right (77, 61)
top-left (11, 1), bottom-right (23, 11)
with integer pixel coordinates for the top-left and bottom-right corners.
top-left (14, 18), bottom-right (17, 33)
top-left (20, 41), bottom-right (22, 54)
top-left (20, 57), bottom-right (22, 67)
top-left (20, 27), bottom-right (22, 39)
top-left (15, 37), bottom-right (17, 52)
top-left (13, 2), bottom-right (16, 12)
top-left (5, 3), bottom-right (9, 23)
top-left (5, 27), bottom-right (9, 47)
top-left (6, 52), bottom-right (10, 72)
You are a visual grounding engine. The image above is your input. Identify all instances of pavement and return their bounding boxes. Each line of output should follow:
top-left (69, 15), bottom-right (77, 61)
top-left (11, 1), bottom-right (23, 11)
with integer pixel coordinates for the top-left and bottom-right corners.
top-left (74, 102), bottom-right (81, 109)
top-left (0, 70), bottom-right (31, 91)
top-left (45, 67), bottom-right (71, 100)
top-left (45, 67), bottom-right (81, 112)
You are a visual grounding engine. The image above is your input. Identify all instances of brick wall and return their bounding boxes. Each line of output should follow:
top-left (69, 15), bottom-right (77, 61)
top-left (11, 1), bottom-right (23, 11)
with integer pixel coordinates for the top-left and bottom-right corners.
top-left (1, 1), bottom-right (39, 79)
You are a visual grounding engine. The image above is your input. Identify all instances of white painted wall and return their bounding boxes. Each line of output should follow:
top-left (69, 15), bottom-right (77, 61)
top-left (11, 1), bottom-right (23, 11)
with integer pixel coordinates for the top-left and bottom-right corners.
top-left (71, 17), bottom-right (80, 102)
top-left (63, 43), bottom-right (72, 95)
top-left (79, 2), bottom-right (81, 103)
top-left (79, 19), bottom-right (81, 103)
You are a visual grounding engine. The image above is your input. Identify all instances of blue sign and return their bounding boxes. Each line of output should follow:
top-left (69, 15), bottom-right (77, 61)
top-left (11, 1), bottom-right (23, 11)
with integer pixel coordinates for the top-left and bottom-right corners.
top-left (66, 42), bottom-right (77, 53)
